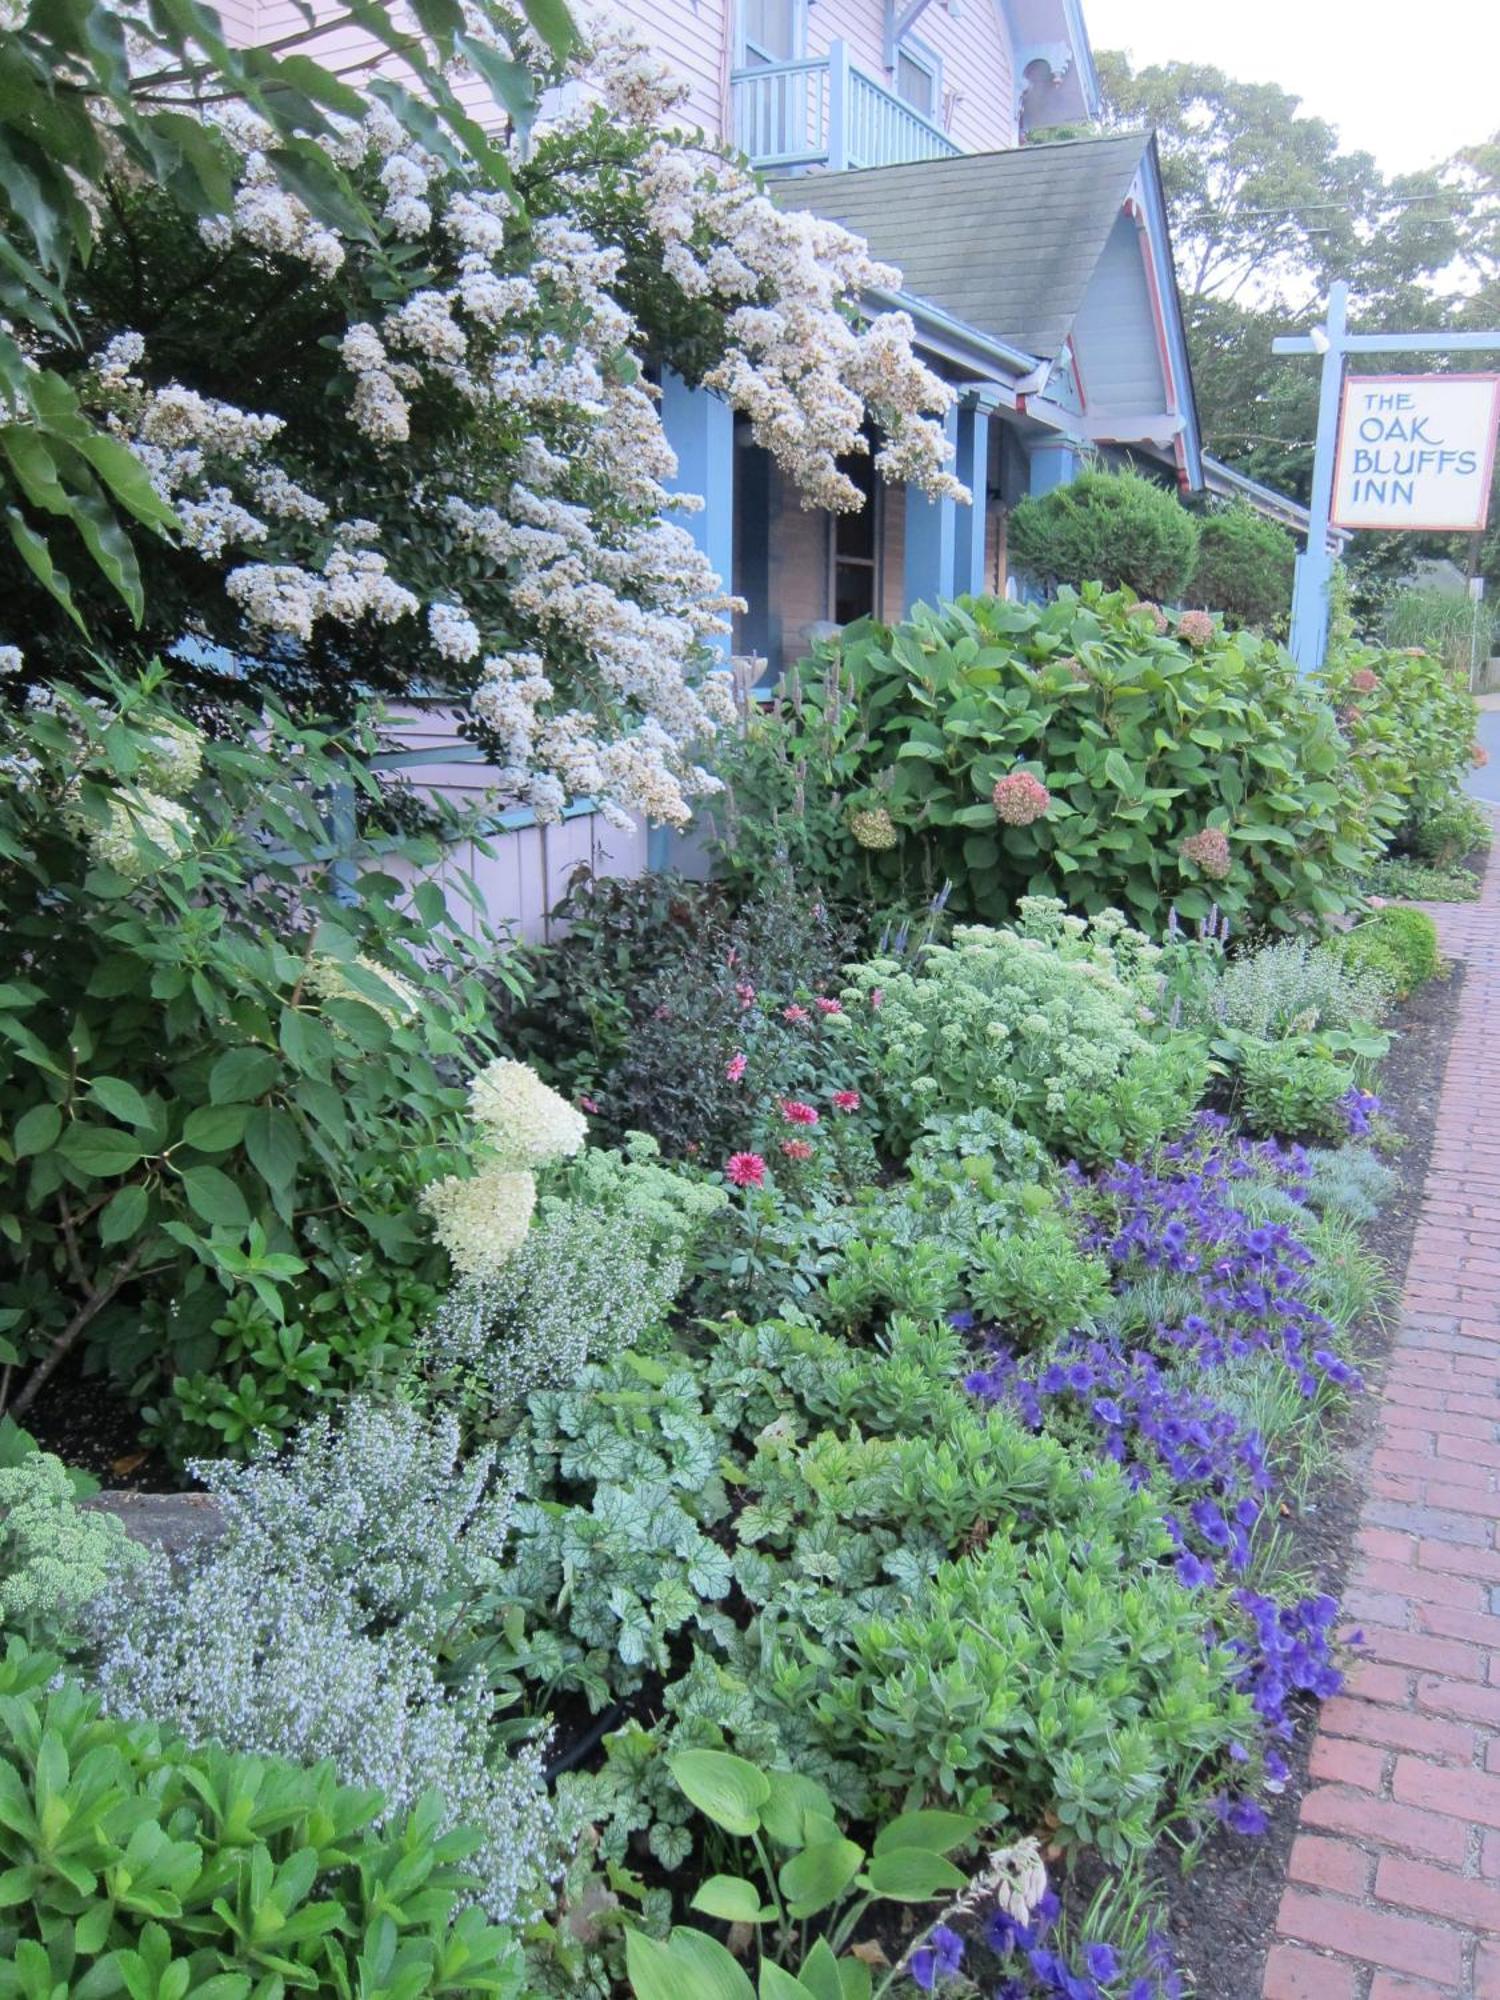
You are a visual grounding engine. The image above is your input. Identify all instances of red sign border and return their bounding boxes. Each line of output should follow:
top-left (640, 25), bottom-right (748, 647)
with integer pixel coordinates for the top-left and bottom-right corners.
top-left (1330, 372), bottom-right (1500, 534)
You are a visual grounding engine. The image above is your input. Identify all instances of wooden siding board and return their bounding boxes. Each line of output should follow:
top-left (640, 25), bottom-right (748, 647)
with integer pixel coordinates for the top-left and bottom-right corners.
top-left (1070, 209), bottom-right (1166, 416)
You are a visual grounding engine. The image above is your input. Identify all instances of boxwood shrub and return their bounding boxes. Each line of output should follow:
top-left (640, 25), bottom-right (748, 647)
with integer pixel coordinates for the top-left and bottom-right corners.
top-left (717, 587), bottom-right (1390, 934)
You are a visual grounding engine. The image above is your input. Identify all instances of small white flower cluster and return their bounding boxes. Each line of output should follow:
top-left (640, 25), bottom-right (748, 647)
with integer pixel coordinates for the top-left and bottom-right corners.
top-left (428, 600), bottom-right (482, 663)
top-left (0, 644), bottom-right (23, 678)
top-left (136, 718), bottom-right (203, 796)
top-left (86, 1400), bottom-right (556, 1925)
top-left (83, 788), bottom-right (195, 879)
top-left (420, 1167), bottom-right (538, 1280)
top-left (468, 1058), bottom-right (588, 1168)
top-left (304, 951), bottom-right (420, 1027)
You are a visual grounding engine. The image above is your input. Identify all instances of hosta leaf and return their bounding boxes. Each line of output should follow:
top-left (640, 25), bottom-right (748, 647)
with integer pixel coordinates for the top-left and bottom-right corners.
top-left (668, 1750), bottom-right (769, 1836)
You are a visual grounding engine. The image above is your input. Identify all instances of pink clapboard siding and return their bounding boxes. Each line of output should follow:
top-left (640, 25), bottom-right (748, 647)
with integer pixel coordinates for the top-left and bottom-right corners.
top-left (376, 709), bottom-right (649, 943)
top-left (803, 0), bottom-right (1017, 154)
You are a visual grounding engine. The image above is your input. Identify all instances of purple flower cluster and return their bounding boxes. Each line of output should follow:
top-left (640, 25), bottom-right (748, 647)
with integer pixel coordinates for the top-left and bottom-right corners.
top-left (1339, 1087), bottom-right (1382, 1138)
top-left (1230, 1588), bottom-right (1346, 1739)
top-left (965, 1339), bottom-right (1269, 1584)
top-left (1069, 1114), bottom-right (1361, 1399)
top-left (986, 1895), bottom-right (1182, 1999)
top-left (910, 1924), bottom-right (965, 1990)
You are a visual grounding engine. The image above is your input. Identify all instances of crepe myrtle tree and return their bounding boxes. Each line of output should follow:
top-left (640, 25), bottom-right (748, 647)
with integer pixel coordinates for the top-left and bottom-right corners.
top-left (4, 7), bottom-right (965, 833)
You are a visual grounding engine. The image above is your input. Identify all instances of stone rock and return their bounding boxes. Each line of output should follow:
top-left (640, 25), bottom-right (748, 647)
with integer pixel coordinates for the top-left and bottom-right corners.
top-left (84, 1490), bottom-right (224, 1557)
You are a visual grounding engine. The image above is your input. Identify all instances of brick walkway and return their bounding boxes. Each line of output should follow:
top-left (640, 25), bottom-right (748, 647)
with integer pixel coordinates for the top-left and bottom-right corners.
top-left (1265, 820), bottom-right (1500, 2000)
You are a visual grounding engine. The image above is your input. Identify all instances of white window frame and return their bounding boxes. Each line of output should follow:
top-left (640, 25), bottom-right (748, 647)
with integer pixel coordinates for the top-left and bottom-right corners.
top-left (736, 0), bottom-right (808, 69)
top-left (894, 35), bottom-right (942, 120)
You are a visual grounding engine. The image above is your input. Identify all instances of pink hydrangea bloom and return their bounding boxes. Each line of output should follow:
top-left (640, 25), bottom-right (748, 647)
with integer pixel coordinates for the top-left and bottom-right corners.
top-left (992, 771), bottom-right (1052, 826)
top-left (1349, 668), bottom-right (1379, 693)
top-left (780, 1098), bottom-right (820, 1125)
top-left (725, 1051), bottom-right (747, 1082)
top-left (1474, 742), bottom-right (1490, 769)
top-left (1176, 610), bottom-right (1216, 649)
top-left (780, 1137), bottom-right (814, 1161)
top-left (724, 1152), bottom-right (766, 1188)
top-left (1179, 826), bottom-right (1233, 880)
top-left (832, 1090), bottom-right (861, 1113)
top-left (1129, 601), bottom-right (1170, 635)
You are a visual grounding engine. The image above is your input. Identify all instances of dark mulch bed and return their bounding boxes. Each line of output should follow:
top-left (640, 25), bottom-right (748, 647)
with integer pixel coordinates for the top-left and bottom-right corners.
top-left (1149, 950), bottom-right (1468, 1997)
top-left (20, 1357), bottom-right (173, 1490)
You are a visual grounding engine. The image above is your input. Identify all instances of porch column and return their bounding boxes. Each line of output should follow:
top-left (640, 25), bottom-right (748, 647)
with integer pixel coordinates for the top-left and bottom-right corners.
top-left (1028, 438), bottom-right (1083, 496)
top-left (660, 369), bottom-right (734, 658)
top-left (953, 404), bottom-right (991, 598)
top-left (903, 403), bottom-right (961, 613)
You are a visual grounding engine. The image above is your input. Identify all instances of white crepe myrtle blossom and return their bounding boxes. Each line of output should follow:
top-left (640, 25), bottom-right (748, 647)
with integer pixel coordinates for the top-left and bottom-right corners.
top-left (69, 11), bottom-right (963, 829)
top-left (420, 1166), bottom-right (538, 1279)
top-left (468, 1058), bottom-right (587, 1169)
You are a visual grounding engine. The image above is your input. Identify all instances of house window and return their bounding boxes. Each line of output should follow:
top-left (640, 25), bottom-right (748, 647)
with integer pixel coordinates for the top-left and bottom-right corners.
top-left (895, 40), bottom-right (940, 119)
top-left (830, 450), bottom-right (880, 626)
top-left (741, 0), bottom-right (801, 65)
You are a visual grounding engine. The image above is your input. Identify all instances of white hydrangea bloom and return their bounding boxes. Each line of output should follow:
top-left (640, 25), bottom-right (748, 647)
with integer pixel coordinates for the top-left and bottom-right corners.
top-left (136, 718), bottom-right (203, 796)
top-left (467, 1058), bottom-right (588, 1169)
top-left (420, 1166), bottom-right (537, 1278)
top-left (0, 645), bottom-right (22, 678)
top-left (84, 789), bottom-right (195, 878)
top-left (304, 951), bottom-right (419, 1026)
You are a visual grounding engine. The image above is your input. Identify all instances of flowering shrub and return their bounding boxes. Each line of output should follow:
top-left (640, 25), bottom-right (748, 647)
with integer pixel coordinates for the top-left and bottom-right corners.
top-left (13, 15), bottom-right (962, 830)
top-left (844, 899), bottom-right (1208, 1163)
top-left (0, 671), bottom-right (506, 1429)
top-left (1322, 643), bottom-right (1478, 849)
top-left (718, 589), bottom-right (1386, 933)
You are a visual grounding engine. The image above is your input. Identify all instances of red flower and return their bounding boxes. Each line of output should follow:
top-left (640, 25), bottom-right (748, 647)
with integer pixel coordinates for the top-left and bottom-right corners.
top-left (813, 996), bottom-right (843, 1015)
top-left (832, 1090), bottom-right (861, 1113)
top-left (577, 1094), bottom-right (600, 1114)
top-left (724, 1152), bottom-right (767, 1188)
top-left (782, 1003), bottom-right (810, 1023)
top-left (780, 1138), bottom-right (814, 1161)
top-left (780, 1099), bottom-right (820, 1125)
top-left (725, 1051), bottom-right (747, 1082)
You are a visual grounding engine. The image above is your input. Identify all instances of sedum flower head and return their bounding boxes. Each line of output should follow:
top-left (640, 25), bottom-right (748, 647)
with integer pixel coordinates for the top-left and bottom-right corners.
top-left (468, 1058), bottom-right (588, 1168)
top-left (992, 771), bottom-right (1052, 826)
top-left (420, 1166), bottom-right (537, 1278)
top-left (849, 806), bottom-right (898, 850)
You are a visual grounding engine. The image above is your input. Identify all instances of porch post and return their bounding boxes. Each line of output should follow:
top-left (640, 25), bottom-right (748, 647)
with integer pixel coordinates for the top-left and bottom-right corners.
top-left (903, 403), bottom-right (961, 612)
top-left (954, 403), bottom-right (991, 597)
top-left (660, 369), bottom-right (735, 660)
top-left (1027, 438), bottom-right (1083, 496)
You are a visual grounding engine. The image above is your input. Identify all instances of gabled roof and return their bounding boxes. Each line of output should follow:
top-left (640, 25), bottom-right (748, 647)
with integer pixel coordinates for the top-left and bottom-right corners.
top-left (773, 133), bottom-right (1149, 363)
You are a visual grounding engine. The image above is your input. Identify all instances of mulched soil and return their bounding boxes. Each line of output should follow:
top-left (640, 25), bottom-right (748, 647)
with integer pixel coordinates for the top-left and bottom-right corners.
top-left (21, 1354), bottom-right (173, 1490)
top-left (1144, 952), bottom-right (1468, 1998)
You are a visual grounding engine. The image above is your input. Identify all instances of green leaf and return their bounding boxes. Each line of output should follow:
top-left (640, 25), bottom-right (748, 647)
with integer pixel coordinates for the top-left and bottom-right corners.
top-left (625, 1929), bottom-right (754, 2000)
top-left (182, 1103), bottom-right (250, 1153)
top-left (797, 1940), bottom-right (844, 2000)
top-left (759, 1967), bottom-right (818, 2000)
top-left (871, 1810), bottom-right (982, 1857)
top-left (519, 0), bottom-right (577, 62)
top-left (859, 1849), bottom-right (965, 1901)
top-left (777, 1837), bottom-right (864, 1919)
top-left (688, 1876), bottom-right (766, 1924)
top-left (668, 1750), bottom-right (770, 1837)
top-left (58, 1124), bottom-right (144, 1176)
top-left (759, 1770), bottom-right (837, 1849)
top-left (12, 1102), bottom-right (61, 1157)
top-left (837, 1960), bottom-right (871, 2000)
top-left (209, 1047), bottom-right (280, 1104)
top-left (179, 1165), bottom-right (250, 1228)
top-left (7, 504), bottom-right (85, 632)
top-left (98, 1182), bottom-right (149, 1245)
top-left (89, 1076), bottom-right (154, 1128)
top-left (244, 1106), bottom-right (301, 1191)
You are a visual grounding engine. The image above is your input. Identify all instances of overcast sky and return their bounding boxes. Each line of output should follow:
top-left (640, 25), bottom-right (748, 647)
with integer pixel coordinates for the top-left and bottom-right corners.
top-left (1084, 0), bottom-right (1500, 174)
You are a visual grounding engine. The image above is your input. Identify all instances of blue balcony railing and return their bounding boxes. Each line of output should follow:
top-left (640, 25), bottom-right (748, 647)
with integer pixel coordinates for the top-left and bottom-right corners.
top-left (731, 41), bottom-right (962, 173)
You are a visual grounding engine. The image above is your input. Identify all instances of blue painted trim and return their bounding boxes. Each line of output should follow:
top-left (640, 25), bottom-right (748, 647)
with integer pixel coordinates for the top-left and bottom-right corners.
top-left (903, 403), bottom-right (961, 611)
top-left (864, 284), bottom-right (1040, 381)
top-left (661, 370), bottom-right (735, 657)
top-left (1135, 140), bottom-right (1203, 490)
top-left (954, 405), bottom-right (990, 595)
top-left (1027, 438), bottom-right (1082, 496)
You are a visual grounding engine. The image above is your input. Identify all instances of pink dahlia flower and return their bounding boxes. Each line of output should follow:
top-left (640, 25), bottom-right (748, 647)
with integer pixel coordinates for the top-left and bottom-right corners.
top-left (725, 1152), bottom-right (767, 1188)
top-left (780, 1138), bottom-right (814, 1162)
top-left (832, 1090), bottom-right (861, 1113)
top-left (780, 1099), bottom-right (820, 1126)
top-left (782, 1003), bottom-right (810, 1024)
top-left (725, 1051), bottom-right (747, 1082)
top-left (814, 996), bottom-right (843, 1015)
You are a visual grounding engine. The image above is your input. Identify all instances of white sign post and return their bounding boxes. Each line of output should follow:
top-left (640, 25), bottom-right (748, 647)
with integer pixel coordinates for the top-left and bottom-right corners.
top-left (1272, 286), bottom-right (1500, 673)
top-left (1332, 375), bottom-right (1500, 533)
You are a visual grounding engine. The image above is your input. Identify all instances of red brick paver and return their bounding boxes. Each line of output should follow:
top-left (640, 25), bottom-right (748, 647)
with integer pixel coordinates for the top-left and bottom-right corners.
top-left (1265, 821), bottom-right (1500, 1999)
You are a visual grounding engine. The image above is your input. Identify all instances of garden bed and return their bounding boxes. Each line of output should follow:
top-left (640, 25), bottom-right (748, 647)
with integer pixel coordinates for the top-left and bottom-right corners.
top-left (1154, 953), bottom-right (1466, 1996)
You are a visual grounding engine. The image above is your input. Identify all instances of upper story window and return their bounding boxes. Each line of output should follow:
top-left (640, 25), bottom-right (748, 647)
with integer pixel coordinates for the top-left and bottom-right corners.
top-left (895, 39), bottom-right (941, 120)
top-left (741, 0), bottom-right (802, 66)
